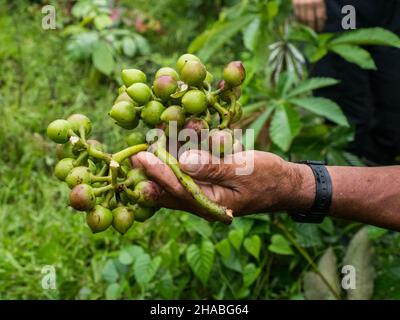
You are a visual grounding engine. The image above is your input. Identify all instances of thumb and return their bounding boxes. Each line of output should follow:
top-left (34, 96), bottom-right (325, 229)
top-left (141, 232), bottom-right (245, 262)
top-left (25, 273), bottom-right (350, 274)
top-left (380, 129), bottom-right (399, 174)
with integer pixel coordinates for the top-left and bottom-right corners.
top-left (179, 150), bottom-right (234, 183)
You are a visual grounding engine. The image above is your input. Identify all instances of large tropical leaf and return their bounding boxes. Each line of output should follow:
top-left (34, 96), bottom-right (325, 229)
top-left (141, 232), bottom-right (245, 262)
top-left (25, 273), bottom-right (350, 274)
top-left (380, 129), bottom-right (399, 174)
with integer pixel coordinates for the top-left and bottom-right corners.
top-left (290, 97), bottom-right (349, 126)
top-left (330, 44), bottom-right (376, 70)
top-left (243, 106), bottom-right (274, 150)
top-left (330, 27), bottom-right (400, 47)
top-left (287, 77), bottom-right (340, 98)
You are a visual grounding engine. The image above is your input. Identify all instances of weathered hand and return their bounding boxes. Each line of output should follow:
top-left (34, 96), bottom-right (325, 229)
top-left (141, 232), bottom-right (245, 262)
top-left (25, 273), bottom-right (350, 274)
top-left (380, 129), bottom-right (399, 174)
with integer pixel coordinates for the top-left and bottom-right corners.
top-left (292, 0), bottom-right (327, 31)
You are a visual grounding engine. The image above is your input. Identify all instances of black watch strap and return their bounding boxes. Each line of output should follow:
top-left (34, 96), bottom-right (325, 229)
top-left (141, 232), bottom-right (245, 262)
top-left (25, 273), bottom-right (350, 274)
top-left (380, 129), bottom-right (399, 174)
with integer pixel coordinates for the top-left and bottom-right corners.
top-left (290, 161), bottom-right (332, 224)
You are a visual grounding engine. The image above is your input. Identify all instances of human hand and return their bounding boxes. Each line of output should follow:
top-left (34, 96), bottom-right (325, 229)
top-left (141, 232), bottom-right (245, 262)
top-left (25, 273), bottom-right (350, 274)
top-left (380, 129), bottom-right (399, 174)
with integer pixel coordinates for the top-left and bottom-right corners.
top-left (131, 149), bottom-right (315, 221)
top-left (292, 0), bottom-right (327, 31)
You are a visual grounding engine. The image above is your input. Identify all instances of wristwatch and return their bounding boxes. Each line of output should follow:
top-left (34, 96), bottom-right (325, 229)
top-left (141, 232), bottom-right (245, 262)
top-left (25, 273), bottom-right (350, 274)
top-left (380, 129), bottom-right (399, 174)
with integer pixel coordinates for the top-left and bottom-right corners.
top-left (290, 160), bottom-right (332, 224)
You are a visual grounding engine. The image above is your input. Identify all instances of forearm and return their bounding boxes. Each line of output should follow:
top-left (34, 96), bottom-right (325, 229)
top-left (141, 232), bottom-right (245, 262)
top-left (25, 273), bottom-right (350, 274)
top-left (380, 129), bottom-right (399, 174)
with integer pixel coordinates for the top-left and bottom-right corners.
top-left (289, 164), bottom-right (400, 231)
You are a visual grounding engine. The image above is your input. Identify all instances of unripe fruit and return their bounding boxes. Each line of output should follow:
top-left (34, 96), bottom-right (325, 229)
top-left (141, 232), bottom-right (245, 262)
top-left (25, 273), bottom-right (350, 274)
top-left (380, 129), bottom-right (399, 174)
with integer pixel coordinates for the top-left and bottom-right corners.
top-left (155, 67), bottom-right (179, 81)
top-left (160, 105), bottom-right (186, 127)
top-left (87, 139), bottom-right (104, 151)
top-left (47, 119), bottom-right (71, 144)
top-left (118, 85), bottom-right (127, 95)
top-left (67, 114), bottom-right (92, 135)
top-left (109, 101), bottom-right (137, 127)
top-left (56, 142), bottom-right (75, 160)
top-left (121, 69), bottom-right (147, 87)
top-left (54, 158), bottom-right (75, 181)
top-left (66, 166), bottom-right (92, 188)
top-left (205, 71), bottom-right (213, 84)
top-left (127, 168), bottom-right (148, 185)
top-left (153, 75), bottom-right (178, 101)
top-left (217, 80), bottom-right (241, 101)
top-left (183, 118), bottom-right (209, 138)
top-left (180, 60), bottom-right (207, 86)
top-left (112, 206), bottom-right (134, 235)
top-left (116, 117), bottom-right (139, 130)
top-left (131, 204), bottom-right (155, 222)
top-left (115, 91), bottom-right (133, 104)
top-left (126, 82), bottom-right (152, 105)
top-left (69, 184), bottom-right (96, 211)
top-left (141, 101), bottom-right (166, 126)
top-left (222, 61), bottom-right (246, 87)
top-left (86, 205), bottom-right (113, 233)
top-left (125, 132), bottom-right (146, 146)
top-left (182, 90), bottom-right (207, 114)
top-left (134, 180), bottom-right (161, 207)
top-left (176, 53), bottom-right (201, 72)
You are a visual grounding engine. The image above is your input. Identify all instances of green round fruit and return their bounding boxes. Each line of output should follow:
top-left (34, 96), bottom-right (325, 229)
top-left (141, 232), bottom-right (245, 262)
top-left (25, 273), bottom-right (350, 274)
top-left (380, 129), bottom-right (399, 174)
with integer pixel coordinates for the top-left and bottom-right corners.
top-left (118, 85), bottom-right (127, 95)
top-left (86, 205), bottom-right (113, 233)
top-left (131, 204), bottom-right (155, 222)
top-left (87, 139), bottom-right (104, 152)
top-left (66, 166), bottom-right (92, 188)
top-left (176, 53), bottom-right (201, 72)
top-left (155, 67), bottom-right (179, 81)
top-left (112, 206), bottom-right (134, 235)
top-left (116, 118), bottom-right (139, 130)
top-left (205, 71), bottom-right (213, 84)
top-left (56, 142), bottom-right (76, 160)
top-left (141, 101), bottom-right (166, 126)
top-left (125, 132), bottom-right (146, 146)
top-left (47, 119), bottom-right (71, 144)
top-left (109, 101), bottom-right (137, 126)
top-left (183, 118), bottom-right (209, 138)
top-left (54, 158), bottom-right (75, 181)
top-left (180, 60), bottom-right (207, 87)
top-left (160, 105), bottom-right (186, 127)
top-left (127, 168), bottom-right (147, 186)
top-left (181, 90), bottom-right (207, 114)
top-left (126, 83), bottom-right (152, 105)
top-left (134, 180), bottom-right (161, 207)
top-left (114, 91), bottom-right (133, 104)
top-left (69, 184), bottom-right (96, 211)
top-left (153, 75), bottom-right (178, 101)
top-left (121, 69), bottom-right (147, 87)
top-left (67, 114), bottom-right (92, 136)
top-left (222, 61), bottom-right (246, 87)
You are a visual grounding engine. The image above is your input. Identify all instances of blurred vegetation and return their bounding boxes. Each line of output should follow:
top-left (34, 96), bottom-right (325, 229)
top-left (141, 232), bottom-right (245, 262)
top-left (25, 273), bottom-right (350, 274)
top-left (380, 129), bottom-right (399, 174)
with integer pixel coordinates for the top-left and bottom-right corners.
top-left (1, 0), bottom-right (400, 300)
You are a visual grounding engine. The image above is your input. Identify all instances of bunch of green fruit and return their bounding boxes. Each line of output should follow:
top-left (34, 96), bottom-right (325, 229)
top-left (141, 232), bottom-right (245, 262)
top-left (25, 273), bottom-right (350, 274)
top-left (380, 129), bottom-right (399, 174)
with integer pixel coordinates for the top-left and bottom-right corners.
top-left (47, 54), bottom-right (246, 234)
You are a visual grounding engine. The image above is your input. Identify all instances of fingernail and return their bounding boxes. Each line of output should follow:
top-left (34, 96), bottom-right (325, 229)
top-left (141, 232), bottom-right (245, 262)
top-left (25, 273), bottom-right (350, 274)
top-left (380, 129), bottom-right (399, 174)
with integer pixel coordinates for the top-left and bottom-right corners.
top-left (180, 152), bottom-right (201, 173)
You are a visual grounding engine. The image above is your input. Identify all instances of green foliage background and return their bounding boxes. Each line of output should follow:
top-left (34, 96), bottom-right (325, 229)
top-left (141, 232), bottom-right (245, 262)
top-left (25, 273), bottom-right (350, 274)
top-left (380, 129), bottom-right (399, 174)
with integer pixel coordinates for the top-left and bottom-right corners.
top-left (0, 0), bottom-right (400, 299)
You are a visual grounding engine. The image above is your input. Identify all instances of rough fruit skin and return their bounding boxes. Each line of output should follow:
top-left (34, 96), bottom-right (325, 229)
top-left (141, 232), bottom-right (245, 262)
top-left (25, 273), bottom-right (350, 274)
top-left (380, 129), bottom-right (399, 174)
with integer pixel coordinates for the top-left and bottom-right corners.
top-left (56, 142), bottom-right (75, 160)
top-left (183, 118), bottom-right (209, 138)
top-left (155, 67), bottom-right (179, 81)
top-left (126, 82), bottom-right (152, 105)
top-left (160, 105), bottom-right (186, 127)
top-left (131, 204), bottom-right (155, 222)
top-left (86, 205), bottom-right (113, 233)
top-left (180, 60), bottom-right (207, 86)
top-left (109, 101), bottom-right (137, 127)
top-left (127, 168), bottom-right (147, 185)
top-left (222, 61), bottom-right (246, 87)
top-left (69, 184), bottom-right (96, 211)
top-left (134, 180), bottom-right (161, 207)
top-left (125, 132), bottom-right (146, 146)
top-left (182, 90), bottom-right (207, 114)
top-left (66, 166), bottom-right (92, 188)
top-left (47, 119), bottom-right (71, 144)
top-left (67, 114), bottom-right (92, 135)
top-left (153, 75), bottom-right (178, 101)
top-left (121, 69), bottom-right (147, 86)
top-left (176, 53), bottom-right (201, 72)
top-left (112, 206), bottom-right (134, 235)
top-left (54, 158), bottom-right (75, 181)
top-left (141, 100), bottom-right (166, 126)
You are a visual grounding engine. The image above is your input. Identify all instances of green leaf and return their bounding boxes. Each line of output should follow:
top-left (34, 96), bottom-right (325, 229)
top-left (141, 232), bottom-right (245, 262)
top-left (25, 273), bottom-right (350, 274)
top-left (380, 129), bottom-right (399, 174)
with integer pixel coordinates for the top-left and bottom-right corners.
top-left (329, 44), bottom-right (376, 70)
top-left (243, 107), bottom-right (274, 150)
top-left (156, 271), bottom-right (174, 299)
top-left (268, 234), bottom-right (293, 255)
top-left (133, 34), bottom-right (150, 55)
top-left (134, 253), bottom-right (161, 287)
top-left (186, 240), bottom-right (215, 285)
top-left (367, 226), bottom-right (388, 240)
top-left (294, 223), bottom-right (322, 248)
top-left (270, 104), bottom-right (302, 151)
top-left (101, 259), bottom-right (119, 283)
top-left (122, 37), bottom-right (136, 57)
top-left (184, 215), bottom-right (212, 238)
top-left (290, 97), bottom-right (349, 126)
top-left (105, 283), bottom-right (121, 300)
top-left (243, 235), bottom-right (261, 260)
top-left (287, 77), bottom-right (339, 98)
top-left (215, 239), bottom-right (231, 260)
top-left (243, 17), bottom-right (261, 51)
top-left (228, 229), bottom-right (244, 251)
top-left (94, 15), bottom-right (112, 30)
top-left (92, 40), bottom-right (114, 75)
top-left (118, 250), bottom-right (133, 265)
top-left (330, 27), bottom-right (400, 48)
top-left (243, 263), bottom-right (261, 288)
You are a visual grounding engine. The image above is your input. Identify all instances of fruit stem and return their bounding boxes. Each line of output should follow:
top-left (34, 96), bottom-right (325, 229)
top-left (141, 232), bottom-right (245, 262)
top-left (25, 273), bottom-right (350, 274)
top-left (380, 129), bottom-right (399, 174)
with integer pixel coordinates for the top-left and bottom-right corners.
top-left (73, 151), bottom-right (88, 166)
top-left (213, 102), bottom-right (231, 129)
top-left (78, 125), bottom-right (86, 143)
top-left (110, 160), bottom-right (120, 188)
top-left (87, 145), bottom-right (112, 163)
top-left (154, 145), bottom-right (233, 224)
top-left (93, 184), bottom-right (114, 196)
top-left (97, 164), bottom-right (108, 176)
top-left (91, 175), bottom-right (112, 183)
top-left (112, 143), bottom-right (149, 163)
top-left (122, 185), bottom-right (139, 202)
top-left (101, 190), bottom-right (114, 207)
